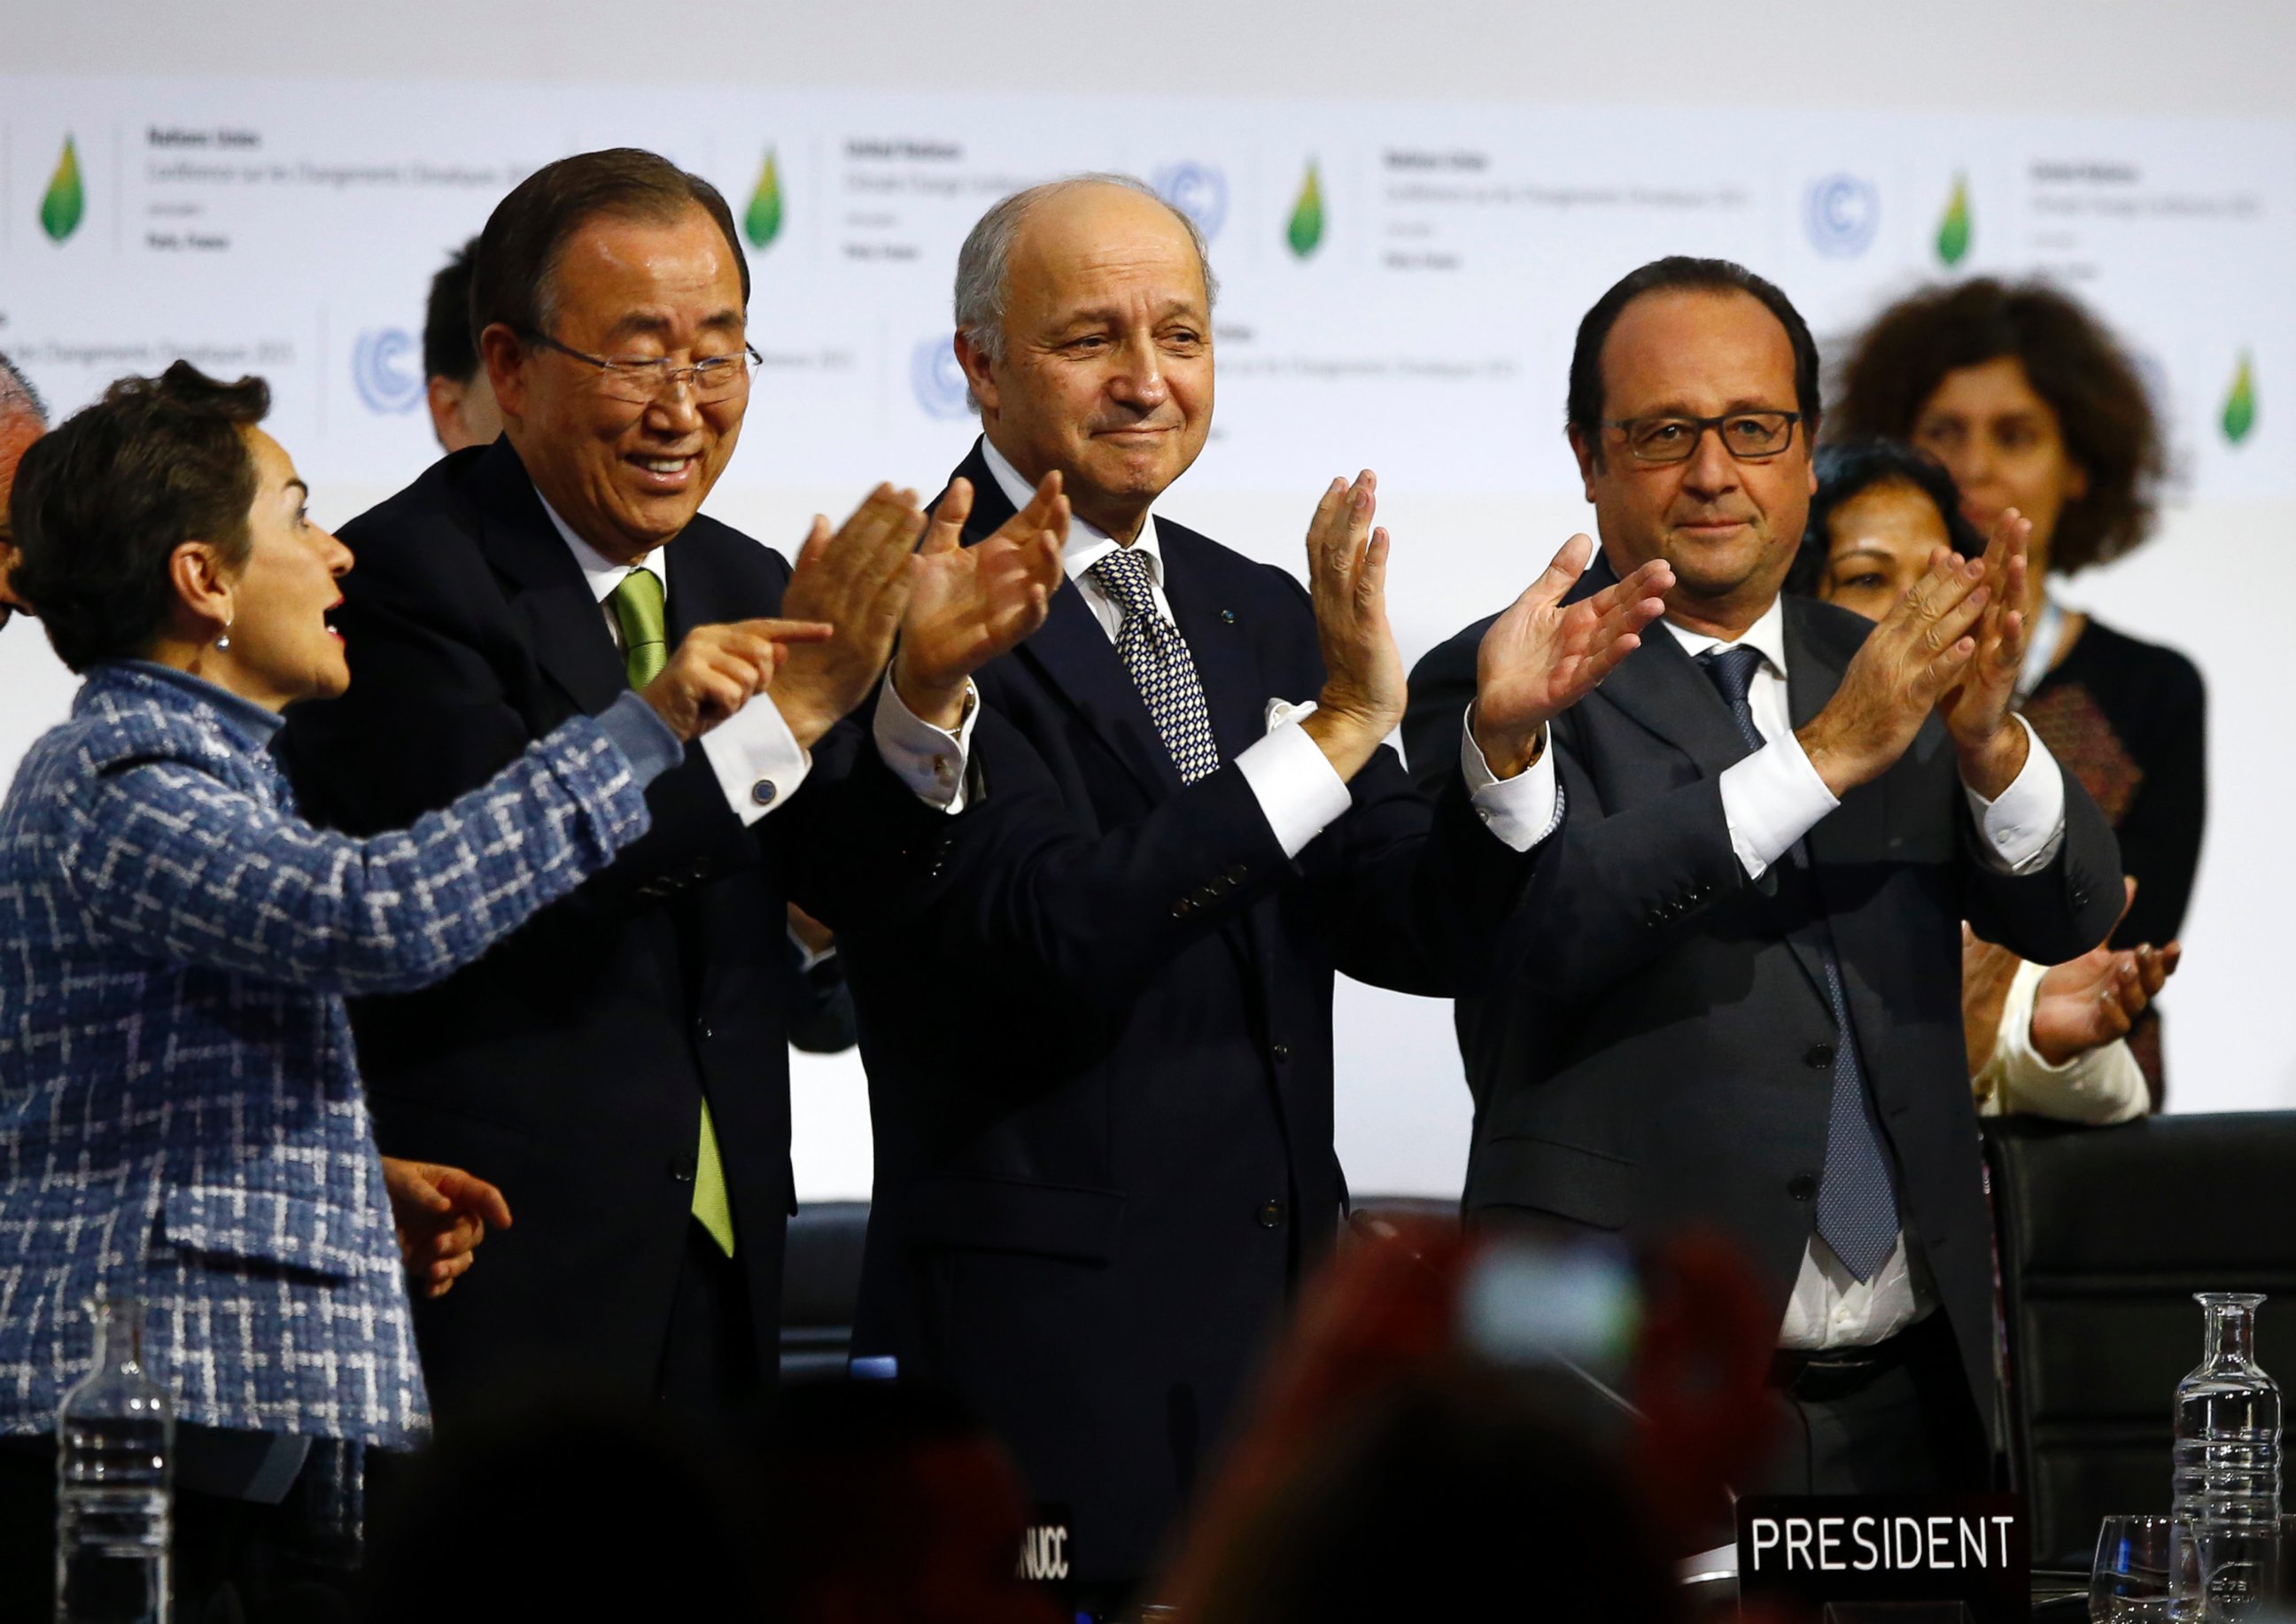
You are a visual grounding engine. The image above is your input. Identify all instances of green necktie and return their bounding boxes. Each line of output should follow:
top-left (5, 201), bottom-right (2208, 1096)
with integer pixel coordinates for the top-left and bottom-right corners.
top-left (608, 567), bottom-right (737, 1259)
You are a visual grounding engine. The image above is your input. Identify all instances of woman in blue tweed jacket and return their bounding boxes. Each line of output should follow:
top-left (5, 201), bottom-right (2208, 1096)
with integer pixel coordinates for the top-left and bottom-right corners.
top-left (0, 364), bottom-right (812, 1592)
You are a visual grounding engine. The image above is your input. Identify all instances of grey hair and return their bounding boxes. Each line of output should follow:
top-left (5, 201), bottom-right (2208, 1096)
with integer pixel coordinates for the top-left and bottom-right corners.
top-left (0, 351), bottom-right (47, 427)
top-left (952, 173), bottom-right (1218, 408)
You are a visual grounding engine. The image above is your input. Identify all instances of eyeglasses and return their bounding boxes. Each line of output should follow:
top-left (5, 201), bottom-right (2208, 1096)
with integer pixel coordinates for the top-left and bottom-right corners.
top-left (1602, 411), bottom-right (1801, 463)
top-left (522, 330), bottom-right (760, 405)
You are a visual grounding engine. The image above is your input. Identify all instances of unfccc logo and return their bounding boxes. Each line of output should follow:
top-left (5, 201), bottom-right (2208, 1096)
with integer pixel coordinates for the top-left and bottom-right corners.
top-left (911, 336), bottom-right (972, 421)
top-left (1803, 175), bottom-right (1880, 259)
top-left (352, 328), bottom-right (424, 414)
top-left (1152, 162), bottom-right (1229, 243)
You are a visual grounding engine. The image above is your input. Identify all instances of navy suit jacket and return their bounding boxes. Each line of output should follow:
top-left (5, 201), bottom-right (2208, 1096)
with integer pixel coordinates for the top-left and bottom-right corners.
top-left (1402, 562), bottom-right (2123, 1428)
top-left (275, 438), bottom-right (949, 1426)
top-left (838, 441), bottom-right (1550, 1586)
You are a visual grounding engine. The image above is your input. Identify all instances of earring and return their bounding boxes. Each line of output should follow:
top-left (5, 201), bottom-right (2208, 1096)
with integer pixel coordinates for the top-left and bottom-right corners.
top-left (214, 616), bottom-right (233, 652)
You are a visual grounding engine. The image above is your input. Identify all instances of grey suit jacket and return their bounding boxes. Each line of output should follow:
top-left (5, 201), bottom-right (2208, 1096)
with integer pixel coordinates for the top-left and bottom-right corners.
top-left (1403, 566), bottom-right (2123, 1422)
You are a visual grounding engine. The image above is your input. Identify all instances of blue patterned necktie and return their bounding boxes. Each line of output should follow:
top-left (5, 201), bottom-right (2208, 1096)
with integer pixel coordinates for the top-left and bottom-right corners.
top-left (1701, 644), bottom-right (1902, 1282)
top-left (1089, 547), bottom-right (1222, 783)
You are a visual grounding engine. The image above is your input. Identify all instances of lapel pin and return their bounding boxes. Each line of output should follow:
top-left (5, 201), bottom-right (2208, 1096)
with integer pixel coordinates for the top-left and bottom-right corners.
top-left (1221, 609), bottom-right (1237, 624)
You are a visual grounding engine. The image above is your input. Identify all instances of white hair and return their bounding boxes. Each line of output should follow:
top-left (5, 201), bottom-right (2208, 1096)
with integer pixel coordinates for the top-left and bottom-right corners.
top-left (951, 173), bottom-right (1218, 410)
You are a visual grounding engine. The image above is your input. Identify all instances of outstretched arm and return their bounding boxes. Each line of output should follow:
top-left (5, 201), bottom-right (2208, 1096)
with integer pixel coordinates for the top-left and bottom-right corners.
top-left (62, 626), bottom-right (795, 997)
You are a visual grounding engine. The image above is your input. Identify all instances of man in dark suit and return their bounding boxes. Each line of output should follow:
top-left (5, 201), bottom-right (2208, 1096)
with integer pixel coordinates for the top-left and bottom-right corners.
top-left (277, 148), bottom-right (1065, 1427)
top-left (835, 175), bottom-right (1671, 1597)
top-left (1406, 257), bottom-right (2123, 1497)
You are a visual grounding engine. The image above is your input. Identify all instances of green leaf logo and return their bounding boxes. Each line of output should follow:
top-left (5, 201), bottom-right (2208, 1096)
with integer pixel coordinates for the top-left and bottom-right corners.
top-left (1285, 160), bottom-right (1324, 260)
top-left (1935, 173), bottom-right (1971, 267)
top-left (40, 135), bottom-right (85, 243)
top-left (2222, 351), bottom-right (2258, 445)
top-left (744, 149), bottom-right (784, 250)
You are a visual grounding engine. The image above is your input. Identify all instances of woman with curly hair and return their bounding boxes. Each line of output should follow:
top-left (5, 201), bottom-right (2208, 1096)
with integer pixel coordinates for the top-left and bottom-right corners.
top-left (1832, 281), bottom-right (2203, 1103)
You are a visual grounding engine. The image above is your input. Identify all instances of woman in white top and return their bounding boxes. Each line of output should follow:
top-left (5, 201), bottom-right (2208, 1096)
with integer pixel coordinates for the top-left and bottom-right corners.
top-left (1791, 436), bottom-right (2172, 1125)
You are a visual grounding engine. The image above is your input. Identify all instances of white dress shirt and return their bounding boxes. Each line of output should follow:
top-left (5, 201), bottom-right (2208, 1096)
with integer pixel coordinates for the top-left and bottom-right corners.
top-left (537, 493), bottom-right (973, 819)
top-left (972, 439), bottom-right (1562, 855)
top-left (1974, 959), bottom-right (2148, 1126)
top-left (1660, 603), bottom-right (2069, 1349)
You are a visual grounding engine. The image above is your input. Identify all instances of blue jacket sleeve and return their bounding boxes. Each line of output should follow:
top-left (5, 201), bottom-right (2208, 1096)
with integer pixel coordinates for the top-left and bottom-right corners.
top-left (56, 701), bottom-right (664, 997)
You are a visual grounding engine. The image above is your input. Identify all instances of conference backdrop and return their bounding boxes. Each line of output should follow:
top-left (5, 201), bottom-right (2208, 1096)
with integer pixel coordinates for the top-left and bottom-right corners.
top-left (4, 74), bottom-right (2290, 1195)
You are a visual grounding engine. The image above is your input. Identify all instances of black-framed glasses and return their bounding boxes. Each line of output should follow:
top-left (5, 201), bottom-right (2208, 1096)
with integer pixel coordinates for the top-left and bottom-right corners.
top-left (1602, 410), bottom-right (1801, 463)
top-left (522, 330), bottom-right (761, 405)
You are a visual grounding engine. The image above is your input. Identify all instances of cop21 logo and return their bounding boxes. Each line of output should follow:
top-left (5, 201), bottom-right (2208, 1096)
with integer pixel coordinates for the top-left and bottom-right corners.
top-left (41, 136), bottom-right (87, 243)
top-left (1152, 161), bottom-right (1229, 243)
top-left (1803, 174), bottom-right (1880, 259)
top-left (911, 335), bottom-right (973, 421)
top-left (352, 329), bottom-right (424, 415)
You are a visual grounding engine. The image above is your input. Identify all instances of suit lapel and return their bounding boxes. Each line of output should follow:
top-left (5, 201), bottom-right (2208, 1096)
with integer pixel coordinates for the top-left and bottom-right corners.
top-left (1023, 586), bottom-right (1186, 798)
top-left (951, 440), bottom-right (1184, 802)
top-left (1783, 602), bottom-right (1844, 737)
top-left (1574, 569), bottom-right (1849, 1029)
top-left (953, 444), bottom-right (1291, 1105)
top-left (1592, 568), bottom-right (1837, 1017)
top-left (1157, 519), bottom-right (1268, 767)
top-left (469, 440), bottom-right (627, 717)
top-left (1573, 558), bottom-right (1751, 781)
top-left (661, 524), bottom-right (758, 644)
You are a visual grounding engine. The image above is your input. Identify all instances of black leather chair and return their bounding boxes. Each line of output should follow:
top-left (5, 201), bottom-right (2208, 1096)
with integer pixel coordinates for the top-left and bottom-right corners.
top-left (1982, 1114), bottom-right (2296, 1565)
top-left (780, 1200), bottom-right (871, 1380)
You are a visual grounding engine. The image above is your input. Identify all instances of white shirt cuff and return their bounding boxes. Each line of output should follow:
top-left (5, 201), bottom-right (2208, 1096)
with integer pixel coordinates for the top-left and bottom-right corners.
top-left (1977, 957), bottom-right (2148, 1124)
top-left (872, 678), bottom-right (978, 813)
top-left (1963, 714), bottom-right (2067, 874)
top-left (1456, 708), bottom-right (1561, 853)
top-left (1235, 710), bottom-right (1353, 859)
top-left (701, 693), bottom-right (813, 825)
top-left (1717, 728), bottom-right (1839, 880)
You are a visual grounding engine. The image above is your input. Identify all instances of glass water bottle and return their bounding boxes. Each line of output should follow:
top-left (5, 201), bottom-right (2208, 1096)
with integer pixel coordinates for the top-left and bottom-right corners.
top-left (2172, 1291), bottom-right (2281, 1617)
top-left (54, 1295), bottom-right (173, 1624)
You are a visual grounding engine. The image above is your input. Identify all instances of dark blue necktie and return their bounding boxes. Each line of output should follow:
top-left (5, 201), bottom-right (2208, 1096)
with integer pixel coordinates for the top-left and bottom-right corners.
top-left (1701, 645), bottom-right (1902, 1283)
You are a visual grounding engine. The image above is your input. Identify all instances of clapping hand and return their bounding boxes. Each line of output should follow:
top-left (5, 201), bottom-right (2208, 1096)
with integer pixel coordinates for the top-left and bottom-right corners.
top-left (1470, 534), bottom-right (1672, 777)
top-left (1796, 541), bottom-right (1994, 797)
top-left (381, 1156), bottom-right (514, 1301)
top-left (640, 618), bottom-right (833, 741)
top-left (1936, 508), bottom-right (2035, 799)
top-left (891, 472), bottom-right (1070, 729)
top-left (774, 486), bottom-right (932, 747)
top-left (2030, 878), bottom-right (2181, 1066)
top-left (1297, 471), bottom-right (1406, 783)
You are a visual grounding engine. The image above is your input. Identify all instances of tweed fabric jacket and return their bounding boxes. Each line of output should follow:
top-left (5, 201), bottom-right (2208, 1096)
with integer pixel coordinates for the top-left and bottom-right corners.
top-left (0, 662), bottom-right (659, 1447)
